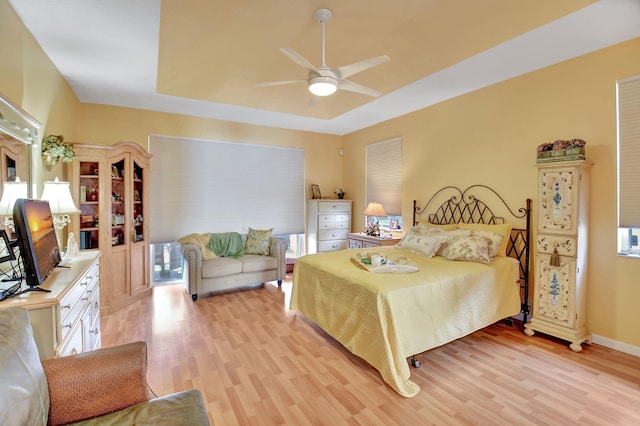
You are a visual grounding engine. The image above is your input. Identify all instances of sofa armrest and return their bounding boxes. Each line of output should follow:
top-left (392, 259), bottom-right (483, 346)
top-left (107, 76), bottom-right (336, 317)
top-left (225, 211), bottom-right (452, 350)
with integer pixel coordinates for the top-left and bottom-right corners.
top-left (178, 243), bottom-right (203, 297)
top-left (269, 237), bottom-right (289, 281)
top-left (42, 341), bottom-right (153, 426)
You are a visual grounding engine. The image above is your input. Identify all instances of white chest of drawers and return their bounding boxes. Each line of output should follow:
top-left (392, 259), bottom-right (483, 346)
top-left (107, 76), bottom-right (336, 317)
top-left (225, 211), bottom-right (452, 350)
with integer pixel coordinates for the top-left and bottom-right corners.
top-left (0, 251), bottom-right (101, 359)
top-left (307, 199), bottom-right (352, 254)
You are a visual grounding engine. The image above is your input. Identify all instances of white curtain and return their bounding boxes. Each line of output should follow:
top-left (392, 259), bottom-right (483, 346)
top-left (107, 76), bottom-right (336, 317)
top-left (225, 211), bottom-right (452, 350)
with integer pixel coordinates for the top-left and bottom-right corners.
top-left (148, 135), bottom-right (305, 243)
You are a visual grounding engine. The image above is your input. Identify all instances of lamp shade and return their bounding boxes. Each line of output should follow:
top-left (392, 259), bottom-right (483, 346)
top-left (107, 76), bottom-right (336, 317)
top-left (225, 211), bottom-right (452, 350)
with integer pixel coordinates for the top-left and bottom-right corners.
top-left (362, 201), bottom-right (386, 217)
top-left (40, 177), bottom-right (80, 214)
top-left (308, 76), bottom-right (337, 96)
top-left (0, 177), bottom-right (28, 217)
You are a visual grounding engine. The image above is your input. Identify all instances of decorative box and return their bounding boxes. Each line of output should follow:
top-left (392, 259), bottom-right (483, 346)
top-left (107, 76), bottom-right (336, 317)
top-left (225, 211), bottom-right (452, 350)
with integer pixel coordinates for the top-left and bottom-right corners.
top-left (536, 140), bottom-right (586, 163)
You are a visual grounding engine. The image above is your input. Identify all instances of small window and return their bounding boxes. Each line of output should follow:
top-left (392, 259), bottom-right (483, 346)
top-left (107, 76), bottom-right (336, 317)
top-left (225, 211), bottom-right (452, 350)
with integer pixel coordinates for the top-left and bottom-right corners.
top-left (618, 228), bottom-right (640, 256)
top-left (617, 75), bottom-right (640, 257)
top-left (151, 242), bottom-right (184, 285)
top-left (366, 138), bottom-right (402, 229)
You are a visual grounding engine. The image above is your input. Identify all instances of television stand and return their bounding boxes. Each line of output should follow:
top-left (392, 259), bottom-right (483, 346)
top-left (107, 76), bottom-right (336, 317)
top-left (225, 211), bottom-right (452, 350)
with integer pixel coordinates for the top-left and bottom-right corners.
top-left (0, 252), bottom-right (101, 359)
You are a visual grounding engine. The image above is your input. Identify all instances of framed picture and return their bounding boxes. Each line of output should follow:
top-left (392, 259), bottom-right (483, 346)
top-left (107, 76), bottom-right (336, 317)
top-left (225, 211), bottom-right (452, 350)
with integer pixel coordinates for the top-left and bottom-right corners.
top-left (389, 219), bottom-right (399, 230)
top-left (311, 184), bottom-right (322, 199)
top-left (81, 215), bottom-right (94, 225)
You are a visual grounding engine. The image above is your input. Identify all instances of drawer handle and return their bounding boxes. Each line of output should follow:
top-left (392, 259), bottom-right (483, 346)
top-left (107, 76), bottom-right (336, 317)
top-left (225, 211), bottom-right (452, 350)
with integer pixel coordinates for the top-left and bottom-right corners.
top-left (80, 281), bottom-right (88, 286)
top-left (81, 297), bottom-right (89, 301)
top-left (94, 302), bottom-right (99, 309)
top-left (90, 328), bottom-right (99, 335)
top-left (62, 304), bottom-right (71, 310)
top-left (332, 244), bottom-right (338, 248)
top-left (62, 323), bottom-right (72, 329)
top-left (331, 233), bottom-right (337, 237)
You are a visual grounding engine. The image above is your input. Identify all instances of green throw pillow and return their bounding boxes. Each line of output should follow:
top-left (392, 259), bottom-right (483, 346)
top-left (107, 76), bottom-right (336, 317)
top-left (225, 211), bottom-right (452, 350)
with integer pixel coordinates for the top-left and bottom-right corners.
top-left (245, 228), bottom-right (273, 256)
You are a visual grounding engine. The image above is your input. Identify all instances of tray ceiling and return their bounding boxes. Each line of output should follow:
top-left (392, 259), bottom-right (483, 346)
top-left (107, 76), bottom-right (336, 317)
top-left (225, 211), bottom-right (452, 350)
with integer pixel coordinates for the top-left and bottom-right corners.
top-left (8, 0), bottom-right (640, 135)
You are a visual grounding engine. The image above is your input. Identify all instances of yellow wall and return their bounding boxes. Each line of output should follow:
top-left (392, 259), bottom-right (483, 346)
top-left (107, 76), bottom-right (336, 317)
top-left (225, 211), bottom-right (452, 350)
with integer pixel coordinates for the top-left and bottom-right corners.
top-left (75, 105), bottom-right (343, 198)
top-left (343, 37), bottom-right (640, 348)
top-left (3, 0), bottom-right (640, 350)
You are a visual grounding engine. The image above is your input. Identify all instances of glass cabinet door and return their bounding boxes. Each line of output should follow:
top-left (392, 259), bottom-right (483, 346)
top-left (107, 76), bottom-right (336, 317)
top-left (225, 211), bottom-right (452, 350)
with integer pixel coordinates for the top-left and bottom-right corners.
top-left (110, 159), bottom-right (126, 247)
top-left (132, 161), bottom-right (144, 243)
top-left (78, 161), bottom-right (100, 250)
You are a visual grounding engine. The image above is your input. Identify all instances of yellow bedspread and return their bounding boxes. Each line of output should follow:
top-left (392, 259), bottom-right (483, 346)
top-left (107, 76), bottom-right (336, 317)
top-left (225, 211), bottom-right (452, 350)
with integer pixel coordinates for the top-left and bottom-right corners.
top-left (290, 247), bottom-right (521, 397)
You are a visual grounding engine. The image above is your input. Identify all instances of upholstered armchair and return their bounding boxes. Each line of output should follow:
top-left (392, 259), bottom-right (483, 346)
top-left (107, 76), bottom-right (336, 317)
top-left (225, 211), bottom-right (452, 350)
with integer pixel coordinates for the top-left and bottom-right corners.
top-left (0, 307), bottom-right (209, 425)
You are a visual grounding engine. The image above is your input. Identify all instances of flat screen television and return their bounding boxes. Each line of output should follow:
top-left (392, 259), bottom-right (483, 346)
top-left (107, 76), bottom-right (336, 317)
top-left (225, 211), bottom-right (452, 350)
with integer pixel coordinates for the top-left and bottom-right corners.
top-left (13, 198), bottom-right (61, 287)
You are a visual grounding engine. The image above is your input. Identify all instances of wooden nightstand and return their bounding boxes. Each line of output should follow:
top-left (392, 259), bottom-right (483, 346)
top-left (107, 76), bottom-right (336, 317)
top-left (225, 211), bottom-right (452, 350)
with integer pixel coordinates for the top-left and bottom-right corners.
top-left (347, 233), bottom-right (401, 249)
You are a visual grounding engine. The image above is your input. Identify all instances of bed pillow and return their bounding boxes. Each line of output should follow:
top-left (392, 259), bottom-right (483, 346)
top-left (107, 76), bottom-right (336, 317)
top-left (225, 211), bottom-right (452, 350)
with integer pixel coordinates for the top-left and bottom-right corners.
top-left (399, 226), bottom-right (442, 258)
top-left (457, 223), bottom-right (512, 257)
top-left (176, 233), bottom-right (217, 260)
top-left (245, 227), bottom-right (273, 256)
top-left (418, 222), bottom-right (458, 231)
top-left (424, 228), bottom-right (471, 256)
top-left (444, 235), bottom-right (492, 264)
top-left (469, 230), bottom-right (503, 258)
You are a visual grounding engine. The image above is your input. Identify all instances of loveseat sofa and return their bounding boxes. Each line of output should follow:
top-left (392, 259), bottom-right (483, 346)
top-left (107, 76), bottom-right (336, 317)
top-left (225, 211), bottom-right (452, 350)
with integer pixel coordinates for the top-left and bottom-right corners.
top-left (178, 230), bottom-right (288, 301)
top-left (0, 307), bottom-right (209, 426)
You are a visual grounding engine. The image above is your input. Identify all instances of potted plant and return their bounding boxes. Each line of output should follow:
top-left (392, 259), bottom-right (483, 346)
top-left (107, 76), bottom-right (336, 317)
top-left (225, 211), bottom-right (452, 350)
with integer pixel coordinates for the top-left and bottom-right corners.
top-left (42, 134), bottom-right (75, 171)
top-left (335, 188), bottom-right (345, 199)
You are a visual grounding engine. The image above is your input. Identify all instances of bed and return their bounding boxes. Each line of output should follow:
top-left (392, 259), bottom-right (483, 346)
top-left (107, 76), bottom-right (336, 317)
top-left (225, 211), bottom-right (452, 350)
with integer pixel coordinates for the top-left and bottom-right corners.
top-left (291, 185), bottom-right (531, 397)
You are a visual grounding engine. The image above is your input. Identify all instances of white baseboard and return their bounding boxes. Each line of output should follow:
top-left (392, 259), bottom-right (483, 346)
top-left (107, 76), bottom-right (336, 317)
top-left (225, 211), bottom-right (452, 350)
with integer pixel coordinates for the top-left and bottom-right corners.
top-left (592, 334), bottom-right (640, 358)
top-left (510, 314), bottom-right (640, 358)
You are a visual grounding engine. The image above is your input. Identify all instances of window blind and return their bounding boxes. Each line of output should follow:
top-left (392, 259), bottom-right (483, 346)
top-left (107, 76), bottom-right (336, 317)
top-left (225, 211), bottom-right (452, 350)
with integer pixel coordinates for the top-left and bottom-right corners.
top-left (366, 138), bottom-right (402, 216)
top-left (618, 75), bottom-right (640, 227)
top-left (148, 135), bottom-right (305, 243)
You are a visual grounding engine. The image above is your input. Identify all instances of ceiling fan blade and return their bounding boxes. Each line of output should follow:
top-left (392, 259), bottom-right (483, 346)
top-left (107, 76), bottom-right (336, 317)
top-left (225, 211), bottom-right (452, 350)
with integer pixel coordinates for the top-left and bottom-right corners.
top-left (335, 55), bottom-right (390, 79)
top-left (280, 48), bottom-right (319, 73)
top-left (338, 79), bottom-right (383, 97)
top-left (256, 79), bottom-right (307, 88)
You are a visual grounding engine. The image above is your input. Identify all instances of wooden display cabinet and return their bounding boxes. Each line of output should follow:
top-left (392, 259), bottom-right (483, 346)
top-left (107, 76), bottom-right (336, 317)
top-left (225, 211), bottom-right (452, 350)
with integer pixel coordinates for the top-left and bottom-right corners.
top-left (68, 142), bottom-right (151, 314)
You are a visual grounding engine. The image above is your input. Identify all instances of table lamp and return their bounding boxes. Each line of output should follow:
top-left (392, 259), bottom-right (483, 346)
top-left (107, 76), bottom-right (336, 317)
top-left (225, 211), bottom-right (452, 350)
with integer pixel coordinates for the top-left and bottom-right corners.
top-left (40, 177), bottom-right (80, 249)
top-left (363, 201), bottom-right (386, 236)
top-left (0, 177), bottom-right (28, 236)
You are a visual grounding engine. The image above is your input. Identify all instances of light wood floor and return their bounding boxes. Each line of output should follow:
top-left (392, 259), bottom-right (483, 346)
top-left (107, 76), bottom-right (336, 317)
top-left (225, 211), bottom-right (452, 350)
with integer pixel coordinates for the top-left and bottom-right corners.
top-left (101, 277), bottom-right (640, 425)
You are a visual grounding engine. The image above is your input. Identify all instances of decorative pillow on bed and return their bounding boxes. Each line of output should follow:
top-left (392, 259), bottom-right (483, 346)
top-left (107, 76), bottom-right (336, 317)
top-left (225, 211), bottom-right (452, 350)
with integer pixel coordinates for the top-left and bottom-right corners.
top-left (457, 223), bottom-right (512, 256)
top-left (469, 230), bottom-right (504, 258)
top-left (444, 235), bottom-right (492, 264)
top-left (245, 227), bottom-right (273, 256)
top-left (424, 228), bottom-right (471, 256)
top-left (398, 226), bottom-right (442, 257)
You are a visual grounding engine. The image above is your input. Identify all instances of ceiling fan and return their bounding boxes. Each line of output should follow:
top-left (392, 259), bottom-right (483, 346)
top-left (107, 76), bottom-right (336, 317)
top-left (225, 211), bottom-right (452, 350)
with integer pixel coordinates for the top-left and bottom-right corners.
top-left (259, 8), bottom-right (390, 97)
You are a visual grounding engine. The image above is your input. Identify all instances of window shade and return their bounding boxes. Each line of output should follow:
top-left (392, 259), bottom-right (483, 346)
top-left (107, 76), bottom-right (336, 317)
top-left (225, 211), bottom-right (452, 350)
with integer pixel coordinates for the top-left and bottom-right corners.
top-left (148, 135), bottom-right (305, 243)
top-left (366, 138), bottom-right (402, 216)
top-left (618, 76), bottom-right (640, 227)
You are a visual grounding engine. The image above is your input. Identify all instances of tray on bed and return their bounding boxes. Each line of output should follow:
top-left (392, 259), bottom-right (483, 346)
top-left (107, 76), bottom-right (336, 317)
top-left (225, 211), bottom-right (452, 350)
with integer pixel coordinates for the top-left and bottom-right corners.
top-left (350, 254), bottom-right (419, 273)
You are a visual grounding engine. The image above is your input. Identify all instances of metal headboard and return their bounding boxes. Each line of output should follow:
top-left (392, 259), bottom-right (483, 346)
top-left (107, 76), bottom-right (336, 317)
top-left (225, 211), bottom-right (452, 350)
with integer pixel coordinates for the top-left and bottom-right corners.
top-left (413, 185), bottom-right (532, 326)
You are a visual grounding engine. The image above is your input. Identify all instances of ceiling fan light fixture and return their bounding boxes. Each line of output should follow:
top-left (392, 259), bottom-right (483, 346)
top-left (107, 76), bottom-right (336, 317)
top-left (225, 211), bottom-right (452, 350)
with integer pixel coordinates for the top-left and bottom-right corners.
top-left (308, 76), bottom-right (337, 96)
